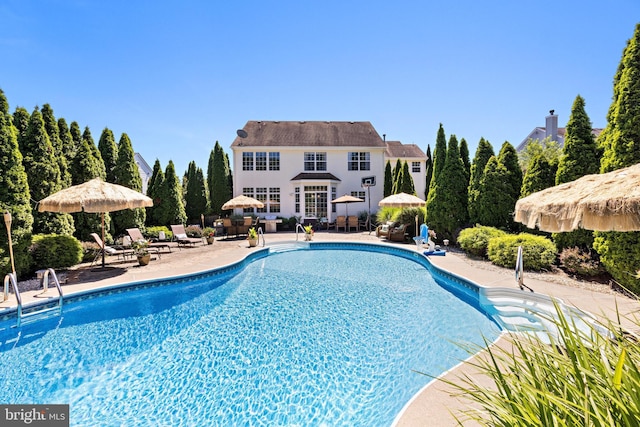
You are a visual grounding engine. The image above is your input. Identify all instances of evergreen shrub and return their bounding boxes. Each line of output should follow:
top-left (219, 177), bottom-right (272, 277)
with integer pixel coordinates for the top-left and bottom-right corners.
top-left (487, 233), bottom-right (556, 270)
top-left (30, 234), bottom-right (83, 270)
top-left (145, 226), bottom-right (172, 240)
top-left (558, 247), bottom-right (606, 277)
top-left (458, 225), bottom-right (507, 258)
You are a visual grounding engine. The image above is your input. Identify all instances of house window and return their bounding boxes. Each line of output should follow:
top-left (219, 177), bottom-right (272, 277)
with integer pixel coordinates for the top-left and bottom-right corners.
top-left (304, 152), bottom-right (327, 171)
top-left (295, 187), bottom-right (300, 213)
top-left (269, 152), bottom-right (280, 171)
top-left (348, 152), bottom-right (370, 171)
top-left (269, 188), bottom-right (280, 213)
top-left (304, 185), bottom-right (327, 218)
top-left (331, 187), bottom-right (337, 213)
top-left (350, 191), bottom-right (366, 203)
top-left (242, 152), bottom-right (253, 171)
top-left (256, 152), bottom-right (267, 171)
top-left (256, 187), bottom-right (267, 213)
top-left (243, 188), bottom-right (254, 214)
top-left (412, 161), bottom-right (421, 173)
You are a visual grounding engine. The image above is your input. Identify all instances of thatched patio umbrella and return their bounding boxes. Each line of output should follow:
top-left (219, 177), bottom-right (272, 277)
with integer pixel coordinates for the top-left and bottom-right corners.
top-left (514, 163), bottom-right (640, 232)
top-left (221, 195), bottom-right (265, 210)
top-left (38, 178), bottom-right (153, 268)
top-left (378, 192), bottom-right (426, 235)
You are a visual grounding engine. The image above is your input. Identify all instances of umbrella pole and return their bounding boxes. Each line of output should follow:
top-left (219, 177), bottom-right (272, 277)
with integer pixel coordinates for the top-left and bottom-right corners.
top-left (101, 212), bottom-right (106, 269)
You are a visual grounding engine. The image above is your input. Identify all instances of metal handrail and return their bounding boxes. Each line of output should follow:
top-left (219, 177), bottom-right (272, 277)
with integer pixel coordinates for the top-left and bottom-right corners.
top-left (295, 223), bottom-right (306, 241)
top-left (3, 273), bottom-right (23, 323)
top-left (40, 268), bottom-right (64, 307)
top-left (257, 226), bottom-right (266, 247)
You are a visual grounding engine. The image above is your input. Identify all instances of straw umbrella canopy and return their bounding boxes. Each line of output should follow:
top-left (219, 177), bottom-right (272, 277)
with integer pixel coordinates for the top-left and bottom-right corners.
top-left (514, 163), bottom-right (640, 232)
top-left (221, 195), bottom-right (265, 210)
top-left (330, 194), bottom-right (364, 218)
top-left (378, 192), bottom-right (426, 234)
top-left (38, 178), bottom-right (153, 267)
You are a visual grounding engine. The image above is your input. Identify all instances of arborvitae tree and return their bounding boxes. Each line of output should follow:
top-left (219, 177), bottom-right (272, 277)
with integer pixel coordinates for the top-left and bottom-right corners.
top-left (225, 152), bottom-right (233, 200)
top-left (475, 156), bottom-right (513, 229)
top-left (520, 154), bottom-right (556, 198)
top-left (112, 133), bottom-right (145, 235)
top-left (69, 121), bottom-right (83, 164)
top-left (84, 127), bottom-right (106, 179)
top-left (98, 128), bottom-right (118, 183)
top-left (553, 95), bottom-right (600, 250)
top-left (468, 138), bottom-right (495, 225)
top-left (424, 145), bottom-right (433, 200)
top-left (399, 161), bottom-right (416, 195)
top-left (184, 161), bottom-right (207, 222)
top-left (593, 23), bottom-right (640, 292)
top-left (41, 104), bottom-right (71, 188)
top-left (432, 124), bottom-right (447, 180)
top-left (518, 136), bottom-right (562, 174)
top-left (459, 137), bottom-right (471, 180)
top-left (12, 107), bottom-right (30, 152)
top-left (146, 159), bottom-right (164, 225)
top-left (58, 118), bottom-right (75, 163)
top-left (209, 142), bottom-right (232, 215)
top-left (383, 161), bottom-right (393, 197)
top-left (156, 161), bottom-right (186, 226)
top-left (556, 95), bottom-right (600, 184)
top-left (22, 107), bottom-right (74, 235)
top-left (0, 89), bottom-right (34, 278)
top-left (391, 158), bottom-right (402, 194)
top-left (426, 135), bottom-right (468, 241)
top-left (497, 141), bottom-right (522, 231)
top-left (70, 126), bottom-right (110, 241)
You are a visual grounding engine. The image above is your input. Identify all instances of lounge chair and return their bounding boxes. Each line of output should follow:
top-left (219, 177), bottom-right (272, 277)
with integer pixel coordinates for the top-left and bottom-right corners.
top-left (336, 216), bottom-right (347, 232)
top-left (90, 233), bottom-right (135, 266)
top-left (126, 228), bottom-right (172, 254)
top-left (170, 224), bottom-right (203, 248)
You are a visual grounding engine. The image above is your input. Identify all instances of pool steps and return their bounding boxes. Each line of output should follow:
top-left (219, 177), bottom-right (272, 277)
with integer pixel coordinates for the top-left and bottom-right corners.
top-left (2, 268), bottom-right (64, 328)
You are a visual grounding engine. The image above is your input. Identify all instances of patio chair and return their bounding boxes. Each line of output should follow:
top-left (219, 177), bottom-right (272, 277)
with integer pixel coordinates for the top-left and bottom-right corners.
top-left (222, 218), bottom-right (237, 239)
top-left (375, 221), bottom-right (397, 239)
top-left (170, 224), bottom-right (202, 248)
top-left (90, 233), bottom-right (135, 266)
top-left (347, 216), bottom-right (359, 232)
top-left (237, 216), bottom-right (253, 236)
top-left (336, 216), bottom-right (347, 232)
top-left (388, 224), bottom-right (410, 242)
top-left (126, 228), bottom-right (172, 254)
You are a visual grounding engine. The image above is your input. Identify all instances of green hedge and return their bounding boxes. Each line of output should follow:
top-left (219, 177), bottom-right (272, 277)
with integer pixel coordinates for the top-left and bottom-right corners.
top-left (30, 234), bottom-right (83, 270)
top-left (487, 233), bottom-right (556, 270)
top-left (145, 226), bottom-right (173, 241)
top-left (458, 225), bottom-right (507, 258)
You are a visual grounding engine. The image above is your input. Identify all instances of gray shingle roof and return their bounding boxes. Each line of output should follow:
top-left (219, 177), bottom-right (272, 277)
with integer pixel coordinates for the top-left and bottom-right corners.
top-left (290, 172), bottom-right (341, 181)
top-left (384, 141), bottom-right (426, 158)
top-left (231, 121), bottom-right (386, 148)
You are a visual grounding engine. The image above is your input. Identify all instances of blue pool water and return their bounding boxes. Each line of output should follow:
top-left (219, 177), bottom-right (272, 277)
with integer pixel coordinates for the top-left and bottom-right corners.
top-left (0, 246), bottom-right (500, 426)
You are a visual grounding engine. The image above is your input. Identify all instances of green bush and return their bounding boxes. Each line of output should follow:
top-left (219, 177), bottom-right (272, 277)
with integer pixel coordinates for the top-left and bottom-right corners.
top-left (487, 233), bottom-right (556, 270)
top-left (145, 226), bottom-right (173, 240)
top-left (593, 231), bottom-right (640, 295)
top-left (30, 234), bottom-right (83, 270)
top-left (458, 225), bottom-right (507, 258)
top-left (185, 225), bottom-right (202, 237)
top-left (559, 247), bottom-right (606, 277)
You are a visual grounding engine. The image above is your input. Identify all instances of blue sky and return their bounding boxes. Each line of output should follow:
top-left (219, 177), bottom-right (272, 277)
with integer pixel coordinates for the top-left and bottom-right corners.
top-left (1, 1), bottom-right (639, 176)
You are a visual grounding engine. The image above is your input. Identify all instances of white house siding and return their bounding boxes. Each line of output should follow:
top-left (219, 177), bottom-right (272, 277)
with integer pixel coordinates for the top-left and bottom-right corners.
top-left (232, 145), bottom-right (386, 222)
top-left (384, 156), bottom-right (427, 197)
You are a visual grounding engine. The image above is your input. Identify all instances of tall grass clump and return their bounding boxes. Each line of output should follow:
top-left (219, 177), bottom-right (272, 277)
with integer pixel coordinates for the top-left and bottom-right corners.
top-left (443, 305), bottom-right (640, 426)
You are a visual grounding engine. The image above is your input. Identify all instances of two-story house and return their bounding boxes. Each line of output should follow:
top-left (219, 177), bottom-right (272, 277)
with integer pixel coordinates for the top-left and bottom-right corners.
top-left (231, 120), bottom-right (389, 223)
top-left (517, 110), bottom-right (603, 152)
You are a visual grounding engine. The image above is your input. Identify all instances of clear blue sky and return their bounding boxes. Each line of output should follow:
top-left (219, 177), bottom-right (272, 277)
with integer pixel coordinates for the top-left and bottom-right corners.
top-left (1, 1), bottom-right (638, 175)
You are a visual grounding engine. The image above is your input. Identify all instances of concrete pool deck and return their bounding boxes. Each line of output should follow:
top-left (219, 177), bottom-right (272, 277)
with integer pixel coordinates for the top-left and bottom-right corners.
top-left (2, 230), bottom-right (639, 426)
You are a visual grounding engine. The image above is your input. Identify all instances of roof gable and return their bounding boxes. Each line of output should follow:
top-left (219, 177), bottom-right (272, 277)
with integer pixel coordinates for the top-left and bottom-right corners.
top-left (384, 141), bottom-right (425, 158)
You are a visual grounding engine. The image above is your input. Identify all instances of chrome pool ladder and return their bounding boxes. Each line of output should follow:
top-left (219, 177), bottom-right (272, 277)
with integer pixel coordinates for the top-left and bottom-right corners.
top-left (2, 268), bottom-right (64, 327)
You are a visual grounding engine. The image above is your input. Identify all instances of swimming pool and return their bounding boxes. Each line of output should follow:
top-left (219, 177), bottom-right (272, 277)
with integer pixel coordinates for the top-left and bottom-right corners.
top-left (0, 243), bottom-right (501, 426)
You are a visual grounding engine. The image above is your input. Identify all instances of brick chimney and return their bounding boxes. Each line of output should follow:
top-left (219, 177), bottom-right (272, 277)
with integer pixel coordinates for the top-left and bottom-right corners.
top-left (545, 110), bottom-right (558, 142)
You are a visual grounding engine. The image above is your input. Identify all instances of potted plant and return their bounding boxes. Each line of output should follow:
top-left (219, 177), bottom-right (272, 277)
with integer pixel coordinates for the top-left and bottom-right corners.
top-left (203, 227), bottom-right (216, 244)
top-left (132, 239), bottom-right (151, 266)
top-left (303, 224), bottom-right (314, 241)
top-left (247, 227), bottom-right (258, 247)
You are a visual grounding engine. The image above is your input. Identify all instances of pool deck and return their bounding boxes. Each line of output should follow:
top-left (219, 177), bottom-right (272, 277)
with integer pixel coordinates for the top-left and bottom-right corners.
top-left (2, 230), bottom-right (639, 426)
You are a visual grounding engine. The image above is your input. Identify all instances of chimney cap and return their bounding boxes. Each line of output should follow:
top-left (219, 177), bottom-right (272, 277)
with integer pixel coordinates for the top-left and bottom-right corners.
top-left (549, 109), bottom-right (555, 115)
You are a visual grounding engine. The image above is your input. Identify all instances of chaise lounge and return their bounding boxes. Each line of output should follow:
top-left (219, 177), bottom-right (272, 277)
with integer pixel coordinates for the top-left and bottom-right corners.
top-left (170, 224), bottom-right (203, 248)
